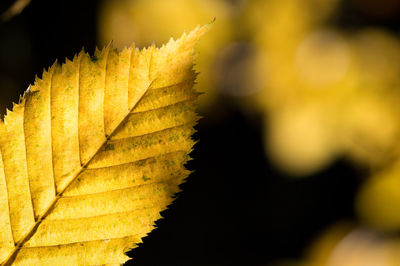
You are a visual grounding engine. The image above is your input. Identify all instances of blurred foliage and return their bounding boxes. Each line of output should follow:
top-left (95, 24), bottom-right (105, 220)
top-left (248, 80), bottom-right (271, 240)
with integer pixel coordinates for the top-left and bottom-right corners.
top-left (341, 30), bottom-right (400, 167)
top-left (244, 0), bottom-right (400, 175)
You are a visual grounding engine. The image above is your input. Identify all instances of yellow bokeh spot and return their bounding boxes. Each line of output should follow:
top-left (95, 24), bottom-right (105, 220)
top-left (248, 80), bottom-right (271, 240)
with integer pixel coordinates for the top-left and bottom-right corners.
top-left (307, 225), bottom-right (400, 266)
top-left (265, 103), bottom-right (340, 176)
top-left (356, 163), bottom-right (400, 231)
top-left (306, 222), bottom-right (354, 266)
top-left (295, 29), bottom-right (350, 88)
top-left (351, 28), bottom-right (400, 89)
top-left (341, 93), bottom-right (400, 166)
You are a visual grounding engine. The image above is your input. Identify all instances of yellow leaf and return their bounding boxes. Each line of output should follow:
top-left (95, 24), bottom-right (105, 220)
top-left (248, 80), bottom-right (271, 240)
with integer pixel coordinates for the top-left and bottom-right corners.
top-left (0, 24), bottom-right (210, 265)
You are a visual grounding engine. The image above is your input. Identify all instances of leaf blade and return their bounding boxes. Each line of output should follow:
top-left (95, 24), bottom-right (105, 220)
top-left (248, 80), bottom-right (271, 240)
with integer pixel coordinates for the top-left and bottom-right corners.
top-left (1, 23), bottom-right (210, 265)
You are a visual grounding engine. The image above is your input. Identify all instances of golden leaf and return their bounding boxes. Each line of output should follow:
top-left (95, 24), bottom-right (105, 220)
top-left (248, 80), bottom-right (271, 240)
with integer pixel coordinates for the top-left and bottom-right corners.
top-left (0, 24), bottom-right (210, 265)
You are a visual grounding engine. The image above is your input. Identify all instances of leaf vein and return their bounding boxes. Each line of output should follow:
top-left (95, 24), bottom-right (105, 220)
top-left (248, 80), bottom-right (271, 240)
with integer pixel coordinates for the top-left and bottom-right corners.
top-left (110, 119), bottom-right (197, 141)
top-left (83, 149), bottom-right (187, 171)
top-left (21, 234), bottom-right (146, 250)
top-left (61, 175), bottom-right (183, 199)
top-left (22, 96), bottom-right (37, 221)
top-left (129, 97), bottom-right (196, 116)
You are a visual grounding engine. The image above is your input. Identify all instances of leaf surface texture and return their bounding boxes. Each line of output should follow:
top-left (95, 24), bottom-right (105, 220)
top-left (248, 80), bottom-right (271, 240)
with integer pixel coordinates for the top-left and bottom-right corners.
top-left (0, 24), bottom-right (209, 265)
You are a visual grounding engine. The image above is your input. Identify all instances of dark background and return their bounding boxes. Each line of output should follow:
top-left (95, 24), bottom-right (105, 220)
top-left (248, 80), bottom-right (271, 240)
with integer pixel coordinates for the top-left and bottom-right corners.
top-left (0, 0), bottom-right (399, 265)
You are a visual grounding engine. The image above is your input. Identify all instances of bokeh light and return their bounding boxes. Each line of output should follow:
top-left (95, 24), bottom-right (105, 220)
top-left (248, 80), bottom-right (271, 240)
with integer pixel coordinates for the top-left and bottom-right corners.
top-left (265, 102), bottom-right (341, 176)
top-left (307, 224), bottom-right (400, 266)
top-left (356, 163), bottom-right (400, 231)
top-left (240, 0), bottom-right (400, 176)
top-left (295, 29), bottom-right (350, 88)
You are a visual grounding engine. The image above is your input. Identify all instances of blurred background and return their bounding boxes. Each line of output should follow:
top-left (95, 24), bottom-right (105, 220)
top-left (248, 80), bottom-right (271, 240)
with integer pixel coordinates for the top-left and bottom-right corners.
top-left (1, 0), bottom-right (400, 265)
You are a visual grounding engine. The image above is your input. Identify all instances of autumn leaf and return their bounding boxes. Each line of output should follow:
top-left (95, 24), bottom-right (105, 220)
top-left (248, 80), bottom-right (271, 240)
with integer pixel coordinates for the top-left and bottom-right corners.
top-left (0, 24), bottom-right (210, 265)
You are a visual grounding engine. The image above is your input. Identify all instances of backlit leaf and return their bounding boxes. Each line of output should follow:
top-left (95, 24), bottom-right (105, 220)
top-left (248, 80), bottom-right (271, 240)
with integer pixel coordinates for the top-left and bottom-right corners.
top-left (0, 24), bottom-right (210, 265)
